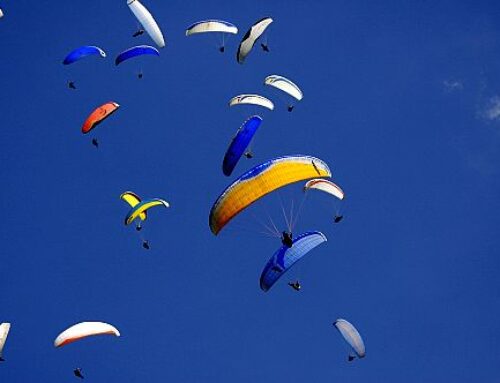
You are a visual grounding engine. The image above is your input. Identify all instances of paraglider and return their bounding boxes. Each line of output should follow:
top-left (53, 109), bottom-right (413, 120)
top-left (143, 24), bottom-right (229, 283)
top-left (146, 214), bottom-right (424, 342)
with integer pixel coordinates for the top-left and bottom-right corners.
top-left (264, 75), bottom-right (303, 111)
top-left (115, 45), bottom-right (160, 66)
top-left (124, 198), bottom-right (169, 226)
top-left (120, 191), bottom-right (147, 230)
top-left (81, 102), bottom-right (120, 134)
top-left (237, 17), bottom-right (273, 64)
top-left (63, 46), bottom-right (106, 65)
top-left (209, 155), bottom-right (331, 235)
top-left (121, 194), bottom-right (168, 250)
top-left (0, 8), bottom-right (4, 18)
top-left (73, 368), bottom-right (84, 379)
top-left (222, 115), bottom-right (263, 176)
top-left (54, 322), bottom-right (120, 347)
top-left (127, 0), bottom-right (165, 48)
top-left (304, 179), bottom-right (344, 200)
top-left (333, 319), bottom-right (365, 361)
top-left (229, 94), bottom-right (274, 111)
top-left (304, 179), bottom-right (345, 222)
top-left (260, 231), bottom-right (327, 292)
top-left (186, 20), bottom-right (238, 52)
top-left (0, 323), bottom-right (11, 362)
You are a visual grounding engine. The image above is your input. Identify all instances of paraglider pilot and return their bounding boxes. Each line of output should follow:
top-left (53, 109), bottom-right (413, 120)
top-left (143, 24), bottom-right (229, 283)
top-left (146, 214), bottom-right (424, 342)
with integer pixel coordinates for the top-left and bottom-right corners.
top-left (334, 215), bottom-right (343, 223)
top-left (73, 368), bottom-right (84, 379)
top-left (91, 138), bottom-right (99, 148)
top-left (288, 281), bottom-right (301, 291)
top-left (133, 29), bottom-right (145, 37)
top-left (282, 231), bottom-right (293, 248)
top-left (260, 43), bottom-right (270, 52)
top-left (142, 240), bottom-right (150, 250)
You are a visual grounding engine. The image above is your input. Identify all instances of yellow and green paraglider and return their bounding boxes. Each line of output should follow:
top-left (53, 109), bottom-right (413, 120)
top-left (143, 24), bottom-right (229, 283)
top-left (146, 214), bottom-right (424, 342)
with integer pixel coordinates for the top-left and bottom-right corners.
top-left (121, 193), bottom-right (169, 250)
top-left (125, 198), bottom-right (169, 226)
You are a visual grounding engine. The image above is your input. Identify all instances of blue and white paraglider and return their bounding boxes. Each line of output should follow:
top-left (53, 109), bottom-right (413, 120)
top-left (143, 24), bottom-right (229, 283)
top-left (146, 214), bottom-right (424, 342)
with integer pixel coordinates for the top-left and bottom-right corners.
top-left (260, 231), bottom-right (327, 292)
top-left (222, 115), bottom-right (263, 176)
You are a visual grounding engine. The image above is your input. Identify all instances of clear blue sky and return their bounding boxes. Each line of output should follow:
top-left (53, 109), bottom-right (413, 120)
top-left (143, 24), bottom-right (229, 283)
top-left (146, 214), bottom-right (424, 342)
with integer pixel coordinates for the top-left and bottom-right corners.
top-left (1, 0), bottom-right (500, 382)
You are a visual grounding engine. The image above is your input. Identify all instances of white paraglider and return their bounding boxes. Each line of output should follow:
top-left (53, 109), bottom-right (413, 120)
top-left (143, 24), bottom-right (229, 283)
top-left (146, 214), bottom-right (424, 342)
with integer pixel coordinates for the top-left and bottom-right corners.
top-left (127, 0), bottom-right (165, 48)
top-left (54, 322), bottom-right (120, 348)
top-left (333, 319), bottom-right (365, 361)
top-left (0, 323), bottom-right (11, 361)
top-left (237, 17), bottom-right (273, 64)
top-left (229, 94), bottom-right (274, 111)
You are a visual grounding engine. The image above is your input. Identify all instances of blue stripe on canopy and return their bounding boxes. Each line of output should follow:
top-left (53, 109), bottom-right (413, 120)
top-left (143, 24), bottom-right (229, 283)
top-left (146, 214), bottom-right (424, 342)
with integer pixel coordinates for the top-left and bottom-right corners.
top-left (222, 115), bottom-right (262, 176)
top-left (259, 231), bottom-right (327, 292)
top-left (115, 45), bottom-right (160, 66)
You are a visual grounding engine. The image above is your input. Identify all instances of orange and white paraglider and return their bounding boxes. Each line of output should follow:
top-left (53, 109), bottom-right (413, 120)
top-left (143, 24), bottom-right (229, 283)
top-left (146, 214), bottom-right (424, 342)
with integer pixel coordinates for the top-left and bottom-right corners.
top-left (54, 322), bottom-right (120, 348)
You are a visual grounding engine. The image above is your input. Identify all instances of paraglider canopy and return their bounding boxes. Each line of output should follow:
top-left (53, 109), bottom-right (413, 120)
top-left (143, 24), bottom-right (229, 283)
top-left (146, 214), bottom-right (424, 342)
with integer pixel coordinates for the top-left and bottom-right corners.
top-left (304, 179), bottom-right (345, 200)
top-left (127, 0), bottom-right (165, 48)
top-left (124, 198), bottom-right (169, 225)
top-left (222, 115), bottom-right (263, 176)
top-left (209, 155), bottom-right (332, 235)
top-left (115, 45), bottom-right (160, 65)
top-left (333, 319), bottom-right (366, 360)
top-left (54, 322), bottom-right (120, 348)
top-left (186, 20), bottom-right (238, 36)
top-left (237, 17), bottom-right (273, 64)
top-left (120, 191), bottom-right (147, 221)
top-left (81, 102), bottom-right (120, 134)
top-left (63, 46), bottom-right (106, 65)
top-left (264, 75), bottom-right (303, 101)
top-left (228, 94), bottom-right (274, 111)
top-left (0, 323), bottom-right (11, 361)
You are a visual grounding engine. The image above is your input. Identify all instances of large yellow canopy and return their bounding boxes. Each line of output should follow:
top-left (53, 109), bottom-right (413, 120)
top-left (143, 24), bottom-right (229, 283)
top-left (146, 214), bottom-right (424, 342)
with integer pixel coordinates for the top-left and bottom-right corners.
top-left (209, 155), bottom-right (331, 235)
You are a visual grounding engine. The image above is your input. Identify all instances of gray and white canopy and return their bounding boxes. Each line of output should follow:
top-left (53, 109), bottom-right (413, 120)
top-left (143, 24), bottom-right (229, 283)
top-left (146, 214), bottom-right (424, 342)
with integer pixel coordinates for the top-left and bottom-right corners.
top-left (237, 17), bottom-right (273, 64)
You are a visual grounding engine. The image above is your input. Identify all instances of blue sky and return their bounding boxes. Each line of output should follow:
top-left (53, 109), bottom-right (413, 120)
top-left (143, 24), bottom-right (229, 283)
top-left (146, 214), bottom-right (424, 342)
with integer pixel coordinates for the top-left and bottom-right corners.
top-left (1, 0), bottom-right (500, 382)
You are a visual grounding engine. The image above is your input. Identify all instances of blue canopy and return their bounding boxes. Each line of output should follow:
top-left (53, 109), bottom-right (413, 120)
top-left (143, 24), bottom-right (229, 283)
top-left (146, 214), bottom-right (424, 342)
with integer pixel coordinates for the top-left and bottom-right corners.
top-left (63, 46), bottom-right (106, 65)
top-left (222, 115), bottom-right (262, 176)
top-left (115, 45), bottom-right (160, 66)
top-left (260, 231), bottom-right (327, 292)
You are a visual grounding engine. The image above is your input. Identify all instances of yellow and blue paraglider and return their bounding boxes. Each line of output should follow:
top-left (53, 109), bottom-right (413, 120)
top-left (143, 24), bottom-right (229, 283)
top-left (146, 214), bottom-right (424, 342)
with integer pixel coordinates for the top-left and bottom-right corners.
top-left (209, 155), bottom-right (331, 235)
